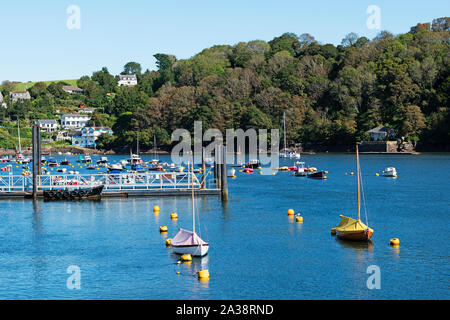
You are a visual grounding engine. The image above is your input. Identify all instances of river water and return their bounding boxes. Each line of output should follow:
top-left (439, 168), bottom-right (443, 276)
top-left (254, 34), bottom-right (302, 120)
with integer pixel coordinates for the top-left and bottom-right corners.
top-left (0, 153), bottom-right (448, 299)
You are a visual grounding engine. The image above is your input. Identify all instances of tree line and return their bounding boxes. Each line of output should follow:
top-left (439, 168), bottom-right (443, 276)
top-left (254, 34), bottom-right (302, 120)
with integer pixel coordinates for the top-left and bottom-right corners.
top-left (1, 17), bottom-right (449, 151)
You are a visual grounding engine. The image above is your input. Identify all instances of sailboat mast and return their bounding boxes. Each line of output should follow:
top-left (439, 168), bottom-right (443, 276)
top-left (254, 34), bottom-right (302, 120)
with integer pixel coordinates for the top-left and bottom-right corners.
top-left (191, 152), bottom-right (195, 233)
top-left (356, 143), bottom-right (361, 221)
top-left (17, 119), bottom-right (22, 154)
top-left (283, 112), bottom-right (287, 154)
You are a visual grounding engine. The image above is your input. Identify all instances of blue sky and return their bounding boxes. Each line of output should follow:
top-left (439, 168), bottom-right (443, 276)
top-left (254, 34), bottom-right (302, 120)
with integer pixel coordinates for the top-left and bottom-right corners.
top-left (1, 0), bottom-right (449, 82)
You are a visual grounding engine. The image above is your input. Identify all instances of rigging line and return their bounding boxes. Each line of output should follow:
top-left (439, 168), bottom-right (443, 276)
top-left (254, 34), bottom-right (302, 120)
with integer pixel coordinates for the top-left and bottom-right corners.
top-left (359, 164), bottom-right (370, 226)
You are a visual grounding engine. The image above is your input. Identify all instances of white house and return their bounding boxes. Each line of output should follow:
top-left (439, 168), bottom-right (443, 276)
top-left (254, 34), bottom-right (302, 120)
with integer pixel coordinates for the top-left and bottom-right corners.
top-left (35, 119), bottom-right (58, 132)
top-left (0, 92), bottom-right (6, 108)
top-left (71, 127), bottom-right (113, 148)
top-left (118, 74), bottom-right (138, 86)
top-left (61, 113), bottom-right (91, 129)
top-left (367, 126), bottom-right (396, 141)
top-left (62, 85), bottom-right (83, 94)
top-left (78, 107), bottom-right (95, 114)
top-left (9, 91), bottom-right (31, 103)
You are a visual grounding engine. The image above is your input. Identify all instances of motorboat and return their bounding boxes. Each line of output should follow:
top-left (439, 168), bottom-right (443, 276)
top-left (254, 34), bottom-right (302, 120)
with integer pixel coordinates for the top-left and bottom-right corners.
top-left (382, 167), bottom-right (397, 177)
top-left (307, 171), bottom-right (327, 180)
top-left (97, 157), bottom-right (108, 165)
top-left (60, 158), bottom-right (71, 166)
top-left (107, 163), bottom-right (125, 174)
top-left (77, 155), bottom-right (92, 164)
top-left (294, 162), bottom-right (308, 176)
top-left (47, 158), bottom-right (58, 167)
top-left (246, 159), bottom-right (260, 169)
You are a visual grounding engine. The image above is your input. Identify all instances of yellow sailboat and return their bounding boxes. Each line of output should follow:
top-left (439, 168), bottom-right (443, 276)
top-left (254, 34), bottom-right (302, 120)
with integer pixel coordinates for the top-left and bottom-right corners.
top-left (335, 144), bottom-right (373, 241)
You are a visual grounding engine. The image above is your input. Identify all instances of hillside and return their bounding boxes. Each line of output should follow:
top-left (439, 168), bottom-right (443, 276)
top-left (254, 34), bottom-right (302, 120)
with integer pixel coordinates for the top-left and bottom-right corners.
top-left (1, 17), bottom-right (449, 152)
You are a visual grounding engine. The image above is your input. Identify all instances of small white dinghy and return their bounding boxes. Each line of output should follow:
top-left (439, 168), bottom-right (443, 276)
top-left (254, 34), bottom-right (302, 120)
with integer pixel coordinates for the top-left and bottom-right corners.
top-left (171, 153), bottom-right (209, 257)
top-left (227, 168), bottom-right (236, 177)
top-left (382, 167), bottom-right (397, 177)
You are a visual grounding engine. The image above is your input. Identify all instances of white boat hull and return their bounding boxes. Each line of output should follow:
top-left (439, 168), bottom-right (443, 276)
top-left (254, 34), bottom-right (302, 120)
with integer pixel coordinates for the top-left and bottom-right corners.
top-left (172, 245), bottom-right (209, 257)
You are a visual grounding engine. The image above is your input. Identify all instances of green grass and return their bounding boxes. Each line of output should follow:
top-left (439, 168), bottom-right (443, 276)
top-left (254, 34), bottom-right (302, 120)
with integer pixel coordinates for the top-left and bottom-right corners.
top-left (3, 80), bottom-right (79, 91)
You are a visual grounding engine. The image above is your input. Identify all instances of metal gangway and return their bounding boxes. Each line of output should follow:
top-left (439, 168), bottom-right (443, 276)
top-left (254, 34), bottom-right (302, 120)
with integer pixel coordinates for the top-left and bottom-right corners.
top-left (0, 170), bottom-right (215, 192)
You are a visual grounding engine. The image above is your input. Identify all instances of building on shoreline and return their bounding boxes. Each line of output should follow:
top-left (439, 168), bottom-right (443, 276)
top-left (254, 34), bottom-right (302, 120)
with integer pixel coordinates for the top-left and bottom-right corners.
top-left (71, 127), bottom-right (113, 148)
top-left (35, 119), bottom-right (58, 132)
top-left (118, 74), bottom-right (138, 86)
top-left (367, 126), bottom-right (396, 141)
top-left (61, 113), bottom-right (91, 129)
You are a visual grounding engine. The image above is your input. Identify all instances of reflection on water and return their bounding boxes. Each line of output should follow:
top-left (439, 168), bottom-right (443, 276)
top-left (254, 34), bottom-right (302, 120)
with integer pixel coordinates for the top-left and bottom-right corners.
top-left (336, 238), bottom-right (374, 252)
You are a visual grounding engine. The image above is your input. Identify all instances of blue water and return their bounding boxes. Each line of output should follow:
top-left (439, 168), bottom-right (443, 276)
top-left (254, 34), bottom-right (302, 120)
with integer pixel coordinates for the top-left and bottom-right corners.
top-left (0, 153), bottom-right (449, 299)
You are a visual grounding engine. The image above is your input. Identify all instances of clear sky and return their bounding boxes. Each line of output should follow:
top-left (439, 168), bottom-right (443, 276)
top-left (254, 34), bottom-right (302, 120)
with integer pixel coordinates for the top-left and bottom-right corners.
top-left (1, 0), bottom-right (449, 82)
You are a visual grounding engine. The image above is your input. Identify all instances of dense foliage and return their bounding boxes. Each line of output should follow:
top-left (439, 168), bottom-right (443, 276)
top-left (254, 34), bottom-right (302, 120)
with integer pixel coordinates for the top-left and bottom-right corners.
top-left (1, 17), bottom-right (449, 151)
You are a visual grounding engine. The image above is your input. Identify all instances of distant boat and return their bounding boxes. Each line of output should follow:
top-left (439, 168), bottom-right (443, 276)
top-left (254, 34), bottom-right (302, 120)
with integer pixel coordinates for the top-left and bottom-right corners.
top-left (227, 168), bottom-right (236, 177)
top-left (307, 171), bottom-right (327, 179)
top-left (44, 185), bottom-right (104, 201)
top-left (87, 164), bottom-right (96, 170)
top-left (47, 158), bottom-right (58, 167)
top-left (78, 155), bottom-right (92, 163)
top-left (334, 144), bottom-right (373, 242)
top-left (97, 157), bottom-right (108, 165)
top-left (294, 162), bottom-right (308, 176)
top-left (246, 159), bottom-right (260, 169)
top-left (382, 167), bottom-right (397, 177)
top-left (107, 163), bottom-right (124, 174)
top-left (171, 154), bottom-right (209, 257)
top-left (60, 158), bottom-right (71, 166)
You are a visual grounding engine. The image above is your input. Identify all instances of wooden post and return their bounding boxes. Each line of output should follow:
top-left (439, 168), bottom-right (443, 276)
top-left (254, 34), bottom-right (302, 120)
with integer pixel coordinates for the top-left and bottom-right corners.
top-left (215, 145), bottom-right (221, 190)
top-left (37, 126), bottom-right (41, 175)
top-left (201, 147), bottom-right (206, 189)
top-left (32, 125), bottom-right (39, 199)
top-left (221, 145), bottom-right (228, 202)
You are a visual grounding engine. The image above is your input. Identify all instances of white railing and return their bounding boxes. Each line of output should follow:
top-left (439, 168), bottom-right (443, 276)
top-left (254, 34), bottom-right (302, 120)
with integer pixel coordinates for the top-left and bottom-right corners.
top-left (0, 170), bottom-right (216, 192)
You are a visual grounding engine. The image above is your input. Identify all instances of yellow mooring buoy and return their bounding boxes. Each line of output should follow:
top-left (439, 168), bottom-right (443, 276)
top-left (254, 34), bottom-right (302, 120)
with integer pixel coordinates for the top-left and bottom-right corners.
top-left (170, 212), bottom-right (178, 220)
top-left (159, 226), bottom-right (168, 233)
top-left (165, 238), bottom-right (172, 247)
top-left (197, 270), bottom-right (210, 280)
top-left (390, 238), bottom-right (400, 246)
top-left (296, 215), bottom-right (303, 223)
top-left (287, 209), bottom-right (295, 216)
top-left (181, 254), bottom-right (192, 262)
top-left (153, 205), bottom-right (160, 213)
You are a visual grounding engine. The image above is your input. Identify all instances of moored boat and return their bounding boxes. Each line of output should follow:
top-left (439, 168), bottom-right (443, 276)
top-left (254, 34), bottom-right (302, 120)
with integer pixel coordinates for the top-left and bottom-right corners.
top-left (47, 158), bottom-right (58, 167)
top-left (43, 185), bottom-right (104, 201)
top-left (307, 171), bottom-right (327, 179)
top-left (60, 158), bottom-right (71, 166)
top-left (171, 154), bottom-right (209, 257)
top-left (294, 162), bottom-right (308, 176)
top-left (334, 143), bottom-right (373, 242)
top-left (382, 167), bottom-right (397, 177)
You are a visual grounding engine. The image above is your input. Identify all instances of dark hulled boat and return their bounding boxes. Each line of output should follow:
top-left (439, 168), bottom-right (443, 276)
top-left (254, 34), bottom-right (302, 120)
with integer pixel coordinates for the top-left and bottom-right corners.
top-left (307, 171), bottom-right (327, 179)
top-left (44, 185), bottom-right (104, 201)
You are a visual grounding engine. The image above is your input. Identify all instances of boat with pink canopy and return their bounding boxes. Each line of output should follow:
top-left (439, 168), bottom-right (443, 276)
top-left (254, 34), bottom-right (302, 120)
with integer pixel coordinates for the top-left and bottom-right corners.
top-left (171, 152), bottom-right (209, 257)
top-left (171, 228), bottom-right (209, 256)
